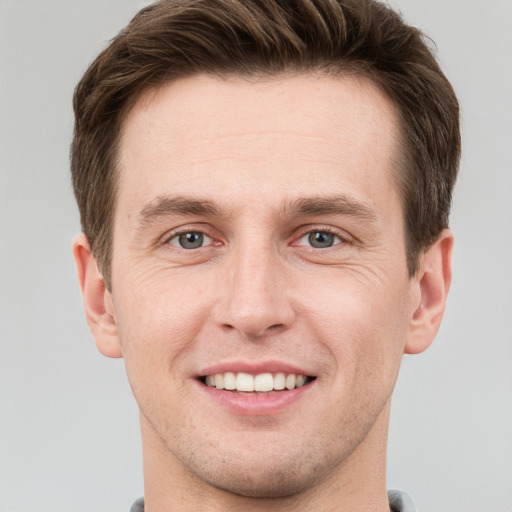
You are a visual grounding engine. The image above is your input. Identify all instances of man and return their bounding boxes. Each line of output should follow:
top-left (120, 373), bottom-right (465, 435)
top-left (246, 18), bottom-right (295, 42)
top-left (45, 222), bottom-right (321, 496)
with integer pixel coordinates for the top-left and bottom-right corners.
top-left (71, 0), bottom-right (460, 510)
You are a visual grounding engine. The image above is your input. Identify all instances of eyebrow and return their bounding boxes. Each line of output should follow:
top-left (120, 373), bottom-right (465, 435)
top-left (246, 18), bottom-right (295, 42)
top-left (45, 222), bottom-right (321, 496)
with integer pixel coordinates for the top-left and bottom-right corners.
top-left (137, 193), bottom-right (377, 229)
top-left (138, 195), bottom-right (224, 227)
top-left (284, 195), bottom-right (377, 222)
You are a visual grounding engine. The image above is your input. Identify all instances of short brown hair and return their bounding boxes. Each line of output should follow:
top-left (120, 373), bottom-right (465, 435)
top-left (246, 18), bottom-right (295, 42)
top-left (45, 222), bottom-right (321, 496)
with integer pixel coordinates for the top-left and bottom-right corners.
top-left (71, 0), bottom-right (460, 288)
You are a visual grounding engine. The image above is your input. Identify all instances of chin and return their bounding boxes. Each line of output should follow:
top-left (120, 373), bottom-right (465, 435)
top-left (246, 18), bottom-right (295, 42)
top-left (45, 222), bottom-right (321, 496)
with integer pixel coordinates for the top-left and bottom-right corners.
top-left (199, 463), bottom-right (322, 499)
top-left (177, 439), bottom-right (340, 500)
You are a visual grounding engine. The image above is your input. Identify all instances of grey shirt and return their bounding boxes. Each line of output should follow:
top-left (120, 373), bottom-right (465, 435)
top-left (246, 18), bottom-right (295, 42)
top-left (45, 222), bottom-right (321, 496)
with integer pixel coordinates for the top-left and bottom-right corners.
top-left (130, 490), bottom-right (417, 511)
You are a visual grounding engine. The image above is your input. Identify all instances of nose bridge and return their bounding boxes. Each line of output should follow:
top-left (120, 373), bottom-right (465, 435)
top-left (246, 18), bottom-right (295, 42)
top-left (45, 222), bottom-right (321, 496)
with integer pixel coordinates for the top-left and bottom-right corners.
top-left (217, 233), bottom-right (294, 339)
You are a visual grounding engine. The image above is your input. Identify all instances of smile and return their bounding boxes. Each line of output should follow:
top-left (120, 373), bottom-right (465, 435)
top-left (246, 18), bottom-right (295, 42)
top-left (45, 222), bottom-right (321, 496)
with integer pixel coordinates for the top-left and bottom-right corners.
top-left (202, 371), bottom-right (315, 393)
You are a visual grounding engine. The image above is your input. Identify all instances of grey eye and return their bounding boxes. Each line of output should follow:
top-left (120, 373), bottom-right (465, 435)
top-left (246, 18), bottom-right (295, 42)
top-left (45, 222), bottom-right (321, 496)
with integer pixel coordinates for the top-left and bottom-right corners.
top-left (171, 232), bottom-right (207, 249)
top-left (307, 231), bottom-right (337, 248)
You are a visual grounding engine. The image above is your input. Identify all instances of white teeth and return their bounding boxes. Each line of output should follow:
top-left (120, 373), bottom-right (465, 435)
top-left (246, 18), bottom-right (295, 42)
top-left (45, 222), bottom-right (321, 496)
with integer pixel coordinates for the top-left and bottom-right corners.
top-left (204, 371), bottom-right (310, 392)
top-left (223, 372), bottom-right (236, 390)
top-left (285, 374), bottom-right (296, 390)
top-left (274, 372), bottom-right (286, 390)
top-left (214, 373), bottom-right (224, 390)
top-left (236, 372), bottom-right (255, 392)
top-left (254, 373), bottom-right (273, 392)
top-left (295, 375), bottom-right (306, 388)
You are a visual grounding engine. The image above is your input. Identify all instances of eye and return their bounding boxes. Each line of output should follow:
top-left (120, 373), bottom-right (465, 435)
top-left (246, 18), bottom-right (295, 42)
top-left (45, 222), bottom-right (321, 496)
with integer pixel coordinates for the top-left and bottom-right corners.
top-left (298, 230), bottom-right (342, 249)
top-left (169, 231), bottom-right (212, 249)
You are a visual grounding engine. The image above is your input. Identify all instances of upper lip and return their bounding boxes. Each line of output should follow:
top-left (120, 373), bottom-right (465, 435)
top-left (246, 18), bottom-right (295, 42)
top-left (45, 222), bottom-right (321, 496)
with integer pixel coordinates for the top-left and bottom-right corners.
top-left (196, 360), bottom-right (314, 378)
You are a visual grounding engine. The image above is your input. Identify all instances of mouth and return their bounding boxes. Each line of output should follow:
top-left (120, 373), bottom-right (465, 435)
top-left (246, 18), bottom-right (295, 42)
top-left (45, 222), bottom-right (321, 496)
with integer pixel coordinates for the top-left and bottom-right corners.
top-left (199, 371), bottom-right (316, 394)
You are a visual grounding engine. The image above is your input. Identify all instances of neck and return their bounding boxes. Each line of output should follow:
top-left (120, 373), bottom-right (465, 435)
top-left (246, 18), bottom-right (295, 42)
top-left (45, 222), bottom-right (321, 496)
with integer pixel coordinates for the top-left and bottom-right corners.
top-left (140, 402), bottom-right (392, 512)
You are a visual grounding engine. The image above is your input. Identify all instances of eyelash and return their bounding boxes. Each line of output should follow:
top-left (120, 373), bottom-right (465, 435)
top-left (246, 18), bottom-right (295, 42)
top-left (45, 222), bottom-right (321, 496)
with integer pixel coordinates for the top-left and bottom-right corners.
top-left (163, 225), bottom-right (218, 250)
top-left (163, 225), bottom-right (349, 251)
top-left (294, 227), bottom-right (346, 249)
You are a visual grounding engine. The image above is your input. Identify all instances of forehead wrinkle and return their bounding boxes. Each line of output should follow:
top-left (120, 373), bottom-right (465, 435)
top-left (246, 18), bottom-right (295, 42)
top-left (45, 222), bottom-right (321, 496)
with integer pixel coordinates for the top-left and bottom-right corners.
top-left (283, 195), bottom-right (378, 222)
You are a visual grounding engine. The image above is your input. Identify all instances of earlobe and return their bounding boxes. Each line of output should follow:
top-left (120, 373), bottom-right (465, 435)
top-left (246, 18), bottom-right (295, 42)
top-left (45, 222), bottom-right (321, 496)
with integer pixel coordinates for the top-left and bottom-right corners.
top-left (72, 234), bottom-right (122, 358)
top-left (405, 229), bottom-right (453, 355)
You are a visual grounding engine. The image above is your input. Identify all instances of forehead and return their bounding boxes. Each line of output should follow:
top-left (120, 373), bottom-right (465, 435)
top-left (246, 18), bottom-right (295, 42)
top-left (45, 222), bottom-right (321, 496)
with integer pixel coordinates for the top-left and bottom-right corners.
top-left (117, 73), bottom-right (401, 216)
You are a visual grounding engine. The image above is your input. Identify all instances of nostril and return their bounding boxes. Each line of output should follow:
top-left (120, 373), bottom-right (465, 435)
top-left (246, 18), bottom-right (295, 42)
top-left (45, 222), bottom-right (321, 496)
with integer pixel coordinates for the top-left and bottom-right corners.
top-left (220, 322), bottom-right (284, 341)
top-left (249, 323), bottom-right (285, 340)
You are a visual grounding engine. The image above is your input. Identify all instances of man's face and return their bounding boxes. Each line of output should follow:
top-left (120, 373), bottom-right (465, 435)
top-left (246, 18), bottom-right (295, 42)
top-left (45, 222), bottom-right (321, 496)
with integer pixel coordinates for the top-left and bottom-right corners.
top-left (107, 74), bottom-right (419, 496)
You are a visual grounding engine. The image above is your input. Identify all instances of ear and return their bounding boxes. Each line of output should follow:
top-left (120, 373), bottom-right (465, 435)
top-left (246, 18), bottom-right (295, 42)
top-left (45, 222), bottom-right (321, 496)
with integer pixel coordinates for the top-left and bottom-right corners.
top-left (72, 234), bottom-right (122, 358)
top-left (405, 229), bottom-right (453, 355)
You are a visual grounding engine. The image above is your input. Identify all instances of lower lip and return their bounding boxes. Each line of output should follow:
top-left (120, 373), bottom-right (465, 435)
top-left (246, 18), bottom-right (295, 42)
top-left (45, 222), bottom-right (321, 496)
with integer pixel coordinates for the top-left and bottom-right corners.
top-left (196, 380), bottom-right (314, 416)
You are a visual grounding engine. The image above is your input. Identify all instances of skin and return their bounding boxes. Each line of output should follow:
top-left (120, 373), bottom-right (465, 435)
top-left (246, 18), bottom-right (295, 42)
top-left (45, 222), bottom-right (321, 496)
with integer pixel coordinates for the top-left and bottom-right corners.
top-left (74, 74), bottom-right (453, 512)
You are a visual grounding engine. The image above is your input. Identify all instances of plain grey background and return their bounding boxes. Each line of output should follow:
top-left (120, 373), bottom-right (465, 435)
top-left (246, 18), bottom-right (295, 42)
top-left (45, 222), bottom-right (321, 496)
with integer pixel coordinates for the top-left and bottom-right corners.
top-left (0, 1), bottom-right (511, 511)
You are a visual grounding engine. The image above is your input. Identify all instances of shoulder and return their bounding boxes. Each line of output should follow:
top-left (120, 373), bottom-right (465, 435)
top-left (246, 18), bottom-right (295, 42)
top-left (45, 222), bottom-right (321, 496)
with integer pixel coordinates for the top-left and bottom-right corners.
top-left (129, 497), bottom-right (145, 512)
top-left (388, 490), bottom-right (418, 512)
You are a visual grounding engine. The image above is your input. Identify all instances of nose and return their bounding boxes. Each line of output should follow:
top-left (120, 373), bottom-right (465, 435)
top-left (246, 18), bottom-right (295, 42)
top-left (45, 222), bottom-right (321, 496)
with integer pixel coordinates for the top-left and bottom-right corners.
top-left (214, 242), bottom-right (295, 340)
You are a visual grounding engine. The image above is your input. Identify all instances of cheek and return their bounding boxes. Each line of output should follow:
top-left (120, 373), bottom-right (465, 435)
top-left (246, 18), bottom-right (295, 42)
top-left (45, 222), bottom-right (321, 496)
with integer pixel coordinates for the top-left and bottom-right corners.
top-left (112, 273), bottom-right (211, 379)
top-left (302, 270), bottom-right (411, 376)
top-left (111, 283), bottom-right (208, 427)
